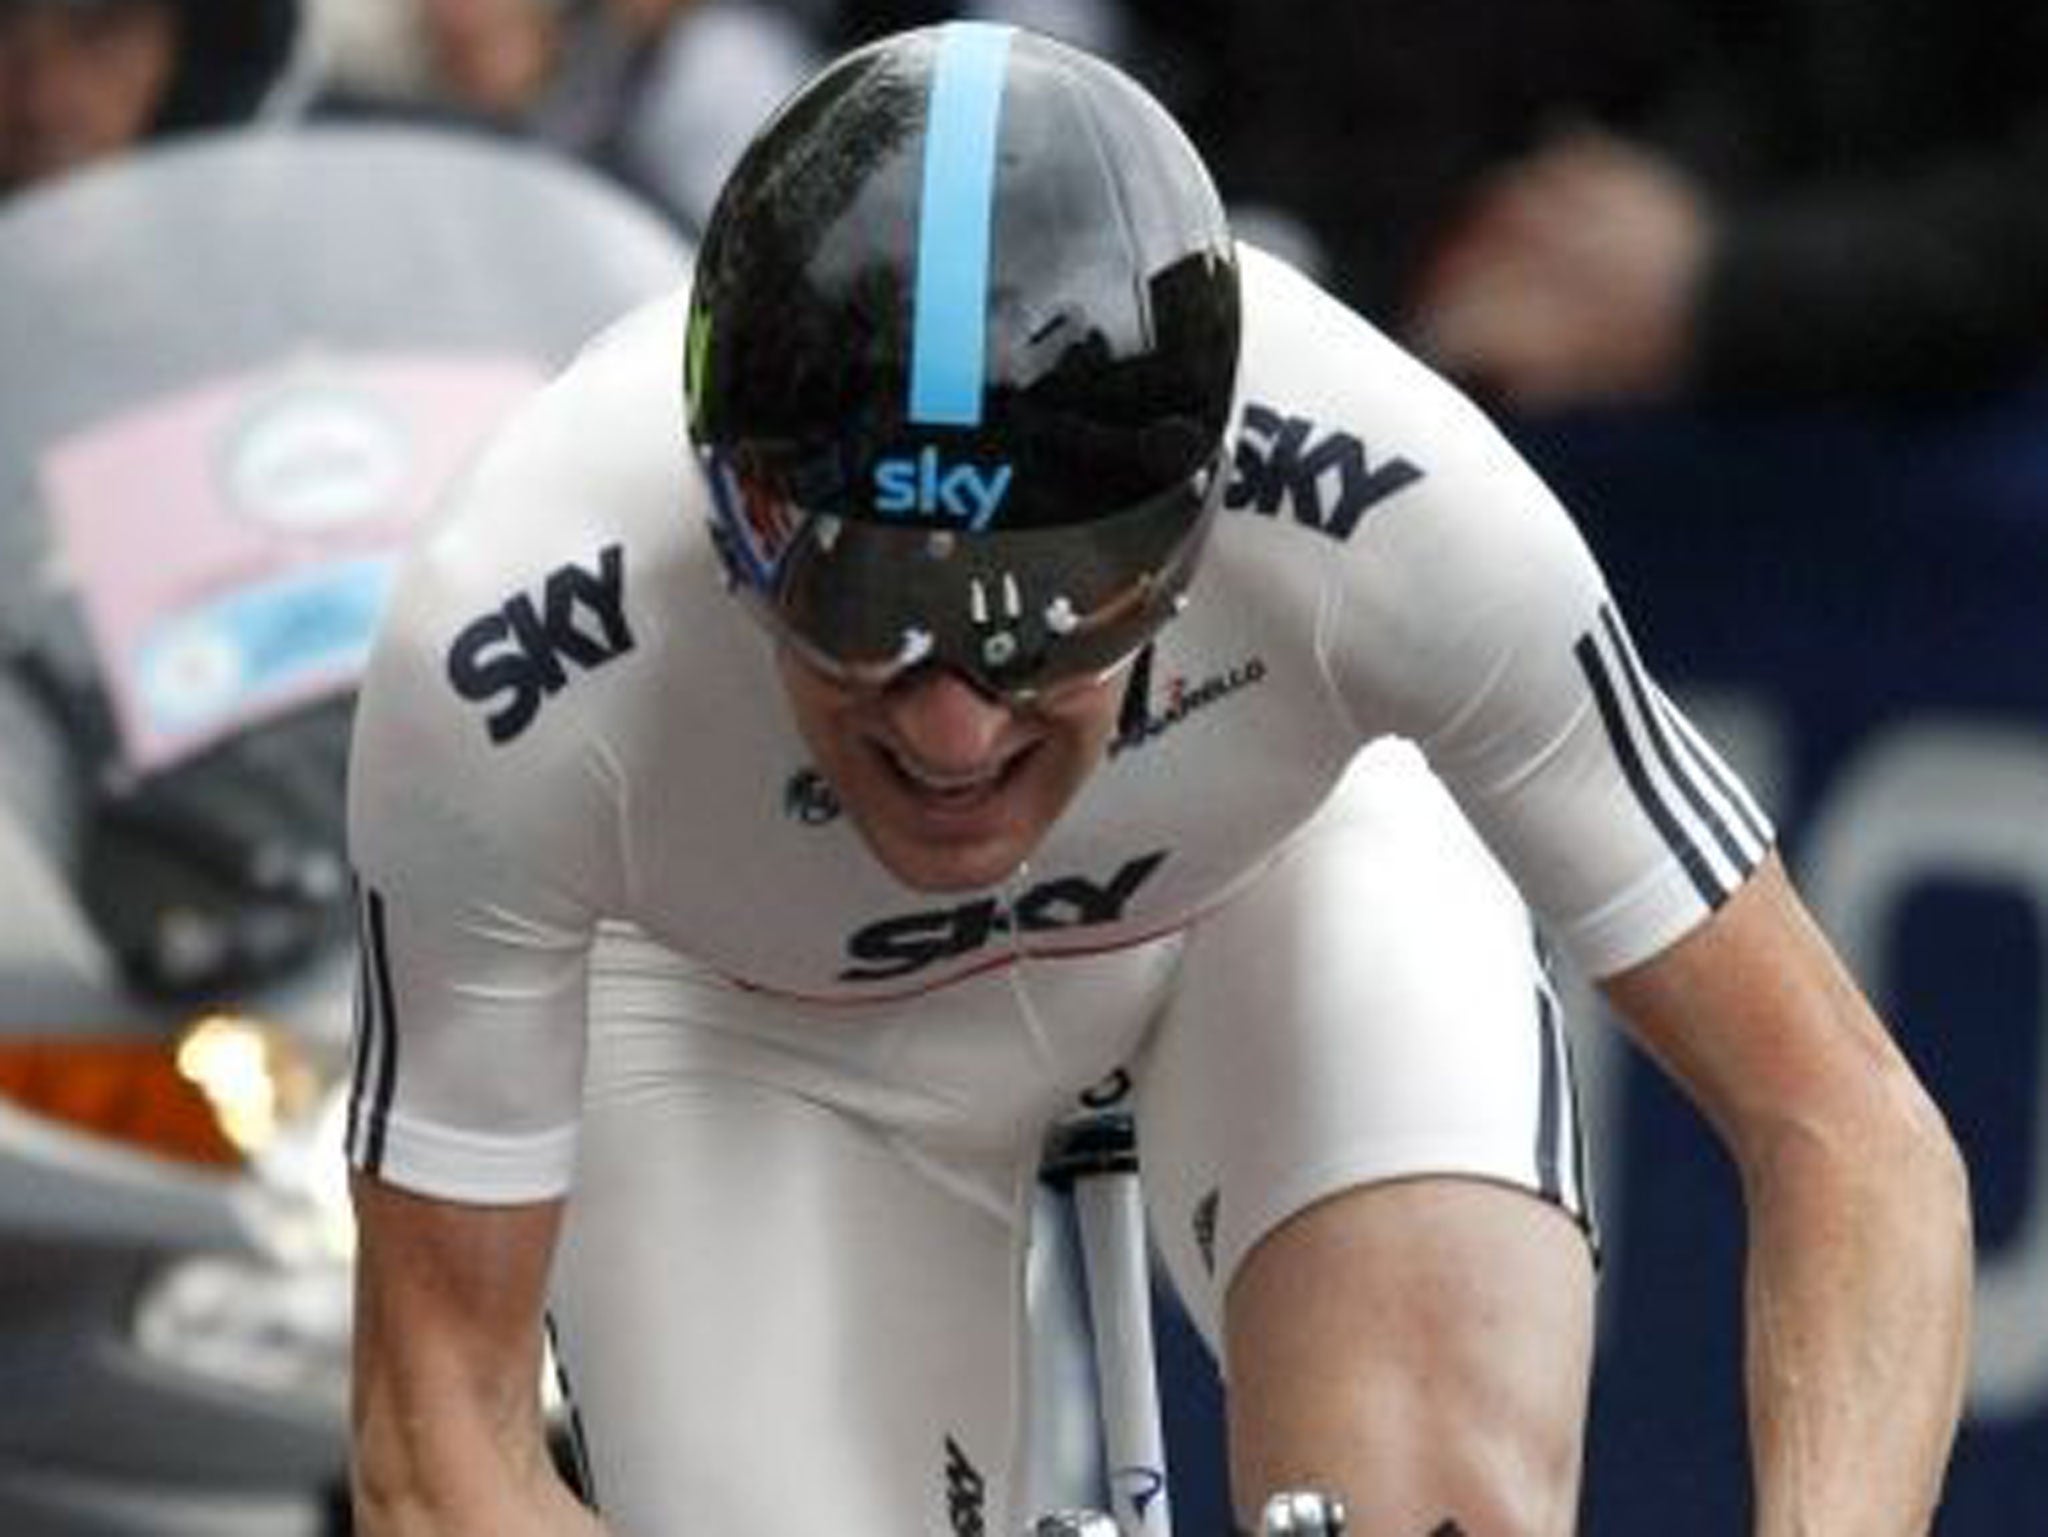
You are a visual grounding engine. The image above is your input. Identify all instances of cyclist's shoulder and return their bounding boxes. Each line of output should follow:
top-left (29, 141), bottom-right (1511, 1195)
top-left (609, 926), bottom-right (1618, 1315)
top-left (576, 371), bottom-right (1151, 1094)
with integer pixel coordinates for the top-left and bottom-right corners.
top-left (356, 287), bottom-right (747, 780)
top-left (1237, 243), bottom-right (1411, 383)
top-left (1224, 242), bottom-right (1570, 572)
top-left (1235, 243), bottom-right (1475, 436)
top-left (1203, 244), bottom-right (1457, 597)
top-left (456, 287), bottom-right (693, 549)
top-left (374, 290), bottom-right (705, 641)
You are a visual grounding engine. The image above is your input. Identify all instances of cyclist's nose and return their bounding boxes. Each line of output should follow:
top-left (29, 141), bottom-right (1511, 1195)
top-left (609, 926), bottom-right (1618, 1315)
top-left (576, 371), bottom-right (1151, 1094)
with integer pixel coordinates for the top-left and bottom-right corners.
top-left (879, 668), bottom-right (1017, 772)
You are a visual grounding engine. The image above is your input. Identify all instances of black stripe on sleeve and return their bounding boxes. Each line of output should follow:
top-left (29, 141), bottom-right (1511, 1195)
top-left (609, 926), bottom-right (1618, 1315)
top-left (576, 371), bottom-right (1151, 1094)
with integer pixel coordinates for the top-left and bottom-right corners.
top-left (1664, 693), bottom-right (1773, 852)
top-left (1573, 625), bottom-right (1726, 908)
top-left (1599, 608), bottom-right (1760, 881)
top-left (355, 884), bottom-right (402, 1176)
top-left (345, 900), bottom-right (373, 1162)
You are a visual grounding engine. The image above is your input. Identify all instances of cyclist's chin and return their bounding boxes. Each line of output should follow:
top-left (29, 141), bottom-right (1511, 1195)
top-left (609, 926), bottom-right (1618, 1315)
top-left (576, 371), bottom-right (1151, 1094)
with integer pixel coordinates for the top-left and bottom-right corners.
top-left (842, 755), bottom-right (1086, 893)
top-left (849, 799), bottom-right (1054, 893)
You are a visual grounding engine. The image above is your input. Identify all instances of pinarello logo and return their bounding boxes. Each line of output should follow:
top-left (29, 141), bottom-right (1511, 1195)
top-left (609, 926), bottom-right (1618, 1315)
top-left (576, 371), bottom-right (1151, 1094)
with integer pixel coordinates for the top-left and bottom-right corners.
top-left (1111, 656), bottom-right (1267, 756)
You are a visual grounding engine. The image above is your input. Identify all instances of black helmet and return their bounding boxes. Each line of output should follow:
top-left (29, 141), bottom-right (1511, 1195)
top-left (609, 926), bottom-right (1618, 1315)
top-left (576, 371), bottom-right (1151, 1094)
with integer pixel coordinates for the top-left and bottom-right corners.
top-left (685, 21), bottom-right (1240, 699)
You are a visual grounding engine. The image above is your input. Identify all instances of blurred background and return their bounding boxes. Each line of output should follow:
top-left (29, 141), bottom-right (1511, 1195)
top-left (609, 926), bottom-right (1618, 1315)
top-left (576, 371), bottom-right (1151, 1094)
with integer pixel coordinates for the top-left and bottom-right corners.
top-left (2, 0), bottom-right (2043, 1531)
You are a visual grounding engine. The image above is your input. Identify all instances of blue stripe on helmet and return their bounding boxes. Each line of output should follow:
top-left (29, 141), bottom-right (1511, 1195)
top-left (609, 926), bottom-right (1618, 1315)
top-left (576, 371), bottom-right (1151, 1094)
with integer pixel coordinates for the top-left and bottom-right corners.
top-left (908, 22), bottom-right (1013, 427)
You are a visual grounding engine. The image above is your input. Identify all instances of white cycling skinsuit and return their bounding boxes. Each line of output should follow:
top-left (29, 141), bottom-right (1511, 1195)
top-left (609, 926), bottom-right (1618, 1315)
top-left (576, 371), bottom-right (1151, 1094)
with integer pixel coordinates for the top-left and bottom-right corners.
top-left (345, 245), bottom-right (1772, 1535)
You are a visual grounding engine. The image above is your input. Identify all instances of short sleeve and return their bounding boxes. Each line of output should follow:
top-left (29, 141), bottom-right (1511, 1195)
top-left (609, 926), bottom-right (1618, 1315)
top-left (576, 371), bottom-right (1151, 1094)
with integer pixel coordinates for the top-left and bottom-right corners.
top-left (1262, 259), bottom-right (1776, 977)
top-left (340, 363), bottom-right (653, 1202)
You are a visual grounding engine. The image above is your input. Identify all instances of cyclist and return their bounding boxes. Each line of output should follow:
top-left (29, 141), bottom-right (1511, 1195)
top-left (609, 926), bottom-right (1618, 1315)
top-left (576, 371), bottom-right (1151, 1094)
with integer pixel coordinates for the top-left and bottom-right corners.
top-left (343, 22), bottom-right (1971, 1537)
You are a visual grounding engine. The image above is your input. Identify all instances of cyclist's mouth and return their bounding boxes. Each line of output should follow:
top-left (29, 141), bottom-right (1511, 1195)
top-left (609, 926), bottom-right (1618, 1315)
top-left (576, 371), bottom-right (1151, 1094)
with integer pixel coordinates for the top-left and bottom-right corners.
top-left (879, 740), bottom-right (1038, 813)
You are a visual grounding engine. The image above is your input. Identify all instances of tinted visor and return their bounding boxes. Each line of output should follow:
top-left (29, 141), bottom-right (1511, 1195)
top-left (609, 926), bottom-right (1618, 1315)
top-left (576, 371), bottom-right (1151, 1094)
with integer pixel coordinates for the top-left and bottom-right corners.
top-left (716, 461), bottom-right (1217, 698)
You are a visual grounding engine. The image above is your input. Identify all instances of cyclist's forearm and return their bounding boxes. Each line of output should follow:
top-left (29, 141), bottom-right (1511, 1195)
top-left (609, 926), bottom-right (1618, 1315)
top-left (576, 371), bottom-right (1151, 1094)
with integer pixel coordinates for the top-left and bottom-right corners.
top-left (1601, 862), bottom-right (1972, 1536)
top-left (351, 1396), bottom-right (606, 1537)
top-left (349, 1265), bottom-right (600, 1534)
top-left (349, 1180), bottom-right (591, 1533)
top-left (1741, 1078), bottom-right (1970, 1537)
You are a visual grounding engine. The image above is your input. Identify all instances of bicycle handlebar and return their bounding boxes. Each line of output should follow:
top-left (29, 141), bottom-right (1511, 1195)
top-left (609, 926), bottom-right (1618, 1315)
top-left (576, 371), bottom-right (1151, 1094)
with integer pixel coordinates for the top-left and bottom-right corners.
top-left (1033, 1488), bottom-right (1345, 1537)
top-left (1259, 1489), bottom-right (1348, 1535)
top-left (1031, 1513), bottom-right (1119, 1537)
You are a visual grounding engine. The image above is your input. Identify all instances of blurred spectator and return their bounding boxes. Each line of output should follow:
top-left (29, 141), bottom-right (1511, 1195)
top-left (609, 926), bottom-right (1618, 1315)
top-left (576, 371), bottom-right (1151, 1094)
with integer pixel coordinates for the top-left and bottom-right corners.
top-left (0, 0), bottom-right (303, 197)
top-left (819, 0), bottom-right (1343, 268)
top-left (1370, 0), bottom-right (2048, 763)
top-left (1030, 0), bottom-right (1669, 329)
top-left (825, 0), bottom-right (1127, 55)
top-left (306, 0), bottom-right (820, 232)
top-left (1402, 0), bottom-right (2048, 409)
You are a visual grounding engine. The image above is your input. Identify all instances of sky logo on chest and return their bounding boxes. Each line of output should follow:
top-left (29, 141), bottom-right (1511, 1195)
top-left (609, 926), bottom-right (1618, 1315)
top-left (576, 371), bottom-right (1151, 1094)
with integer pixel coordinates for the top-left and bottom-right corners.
top-left (840, 849), bottom-right (1169, 982)
top-left (872, 446), bottom-right (1013, 528)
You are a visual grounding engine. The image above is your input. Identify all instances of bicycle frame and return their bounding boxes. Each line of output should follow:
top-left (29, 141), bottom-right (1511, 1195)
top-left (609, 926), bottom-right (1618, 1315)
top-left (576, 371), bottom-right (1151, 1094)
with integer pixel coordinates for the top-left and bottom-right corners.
top-left (1041, 1108), bottom-right (1171, 1537)
top-left (1039, 1108), bottom-right (1350, 1537)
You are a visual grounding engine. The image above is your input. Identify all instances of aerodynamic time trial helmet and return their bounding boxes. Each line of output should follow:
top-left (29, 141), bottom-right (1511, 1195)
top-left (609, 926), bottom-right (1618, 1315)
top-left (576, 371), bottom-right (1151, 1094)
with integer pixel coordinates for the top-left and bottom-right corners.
top-left (684, 21), bottom-right (1241, 699)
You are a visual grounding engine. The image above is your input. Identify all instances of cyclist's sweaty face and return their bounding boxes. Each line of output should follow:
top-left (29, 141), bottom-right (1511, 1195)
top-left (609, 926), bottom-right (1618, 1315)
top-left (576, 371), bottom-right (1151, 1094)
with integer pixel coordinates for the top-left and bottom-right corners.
top-left (775, 649), bottom-right (1124, 893)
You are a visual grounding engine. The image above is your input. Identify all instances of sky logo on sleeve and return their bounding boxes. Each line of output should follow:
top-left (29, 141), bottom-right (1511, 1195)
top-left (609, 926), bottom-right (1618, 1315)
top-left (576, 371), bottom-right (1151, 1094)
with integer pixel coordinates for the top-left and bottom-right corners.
top-left (1226, 401), bottom-right (1423, 541)
top-left (447, 543), bottom-right (635, 744)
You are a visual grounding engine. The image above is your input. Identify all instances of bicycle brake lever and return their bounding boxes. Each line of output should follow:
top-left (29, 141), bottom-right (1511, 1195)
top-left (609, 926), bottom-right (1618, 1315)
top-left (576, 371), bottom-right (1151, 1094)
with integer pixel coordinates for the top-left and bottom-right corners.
top-left (1260, 1488), bottom-right (1348, 1536)
top-left (1029, 1510), bottom-right (1119, 1537)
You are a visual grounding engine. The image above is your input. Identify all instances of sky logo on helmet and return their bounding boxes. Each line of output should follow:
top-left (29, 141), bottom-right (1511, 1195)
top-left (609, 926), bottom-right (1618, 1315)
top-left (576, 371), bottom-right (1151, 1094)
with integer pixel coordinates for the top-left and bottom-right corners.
top-left (872, 446), bottom-right (1013, 527)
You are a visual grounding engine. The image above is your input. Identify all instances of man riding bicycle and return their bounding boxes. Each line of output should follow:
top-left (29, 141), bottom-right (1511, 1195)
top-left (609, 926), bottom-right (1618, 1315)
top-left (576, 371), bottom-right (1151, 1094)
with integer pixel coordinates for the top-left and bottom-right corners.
top-left (344, 22), bottom-right (1970, 1536)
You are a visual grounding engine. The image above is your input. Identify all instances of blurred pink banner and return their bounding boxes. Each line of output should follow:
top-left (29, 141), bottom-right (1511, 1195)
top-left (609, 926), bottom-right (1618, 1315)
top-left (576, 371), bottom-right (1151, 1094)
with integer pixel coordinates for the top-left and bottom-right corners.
top-left (42, 353), bottom-right (542, 774)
